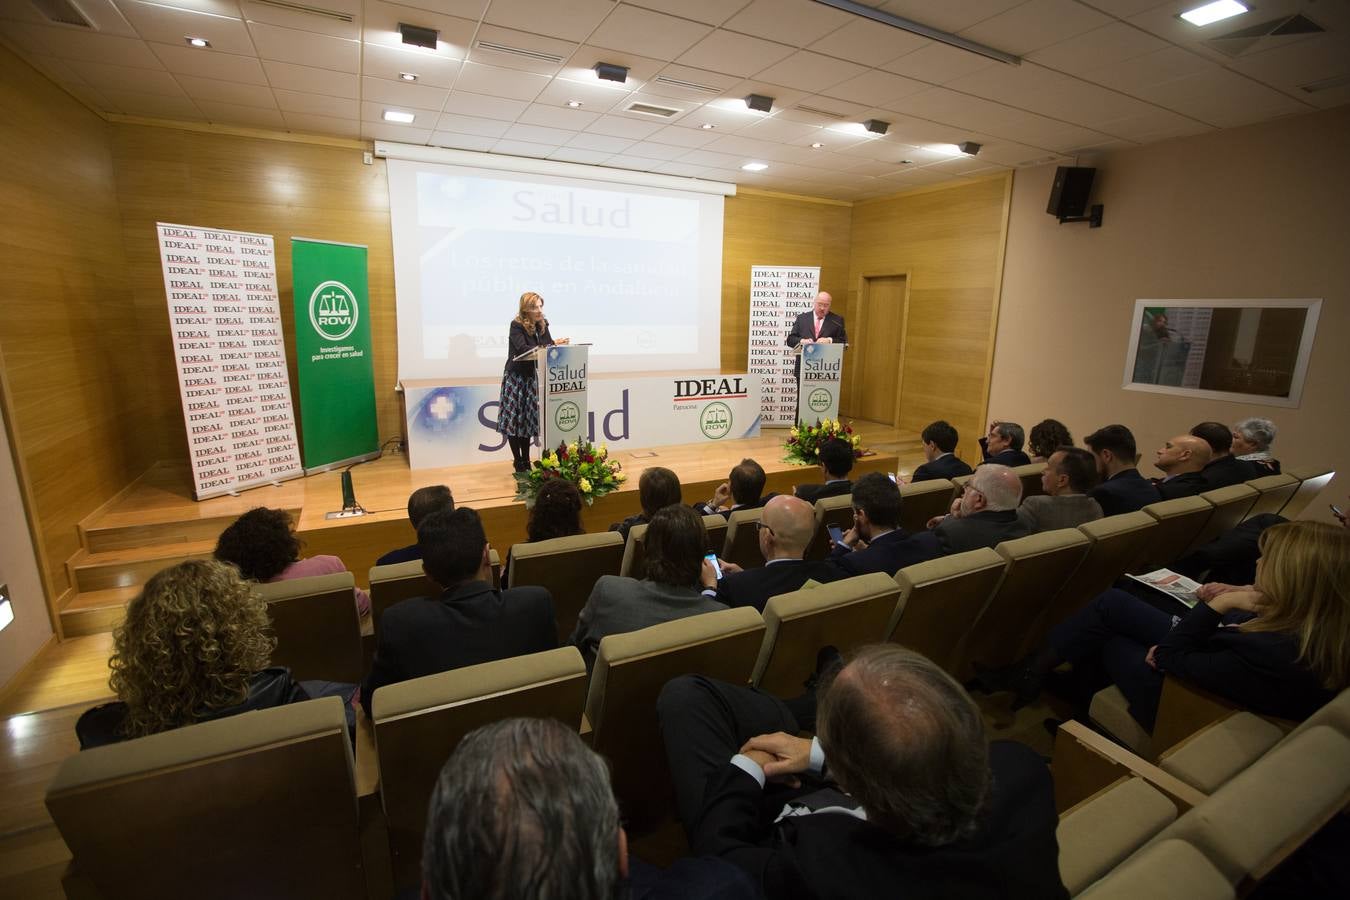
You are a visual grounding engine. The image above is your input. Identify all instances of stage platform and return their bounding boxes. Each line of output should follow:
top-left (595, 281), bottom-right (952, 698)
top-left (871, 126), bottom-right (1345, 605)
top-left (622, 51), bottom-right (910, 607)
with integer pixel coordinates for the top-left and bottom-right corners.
top-left (61, 422), bottom-right (924, 637)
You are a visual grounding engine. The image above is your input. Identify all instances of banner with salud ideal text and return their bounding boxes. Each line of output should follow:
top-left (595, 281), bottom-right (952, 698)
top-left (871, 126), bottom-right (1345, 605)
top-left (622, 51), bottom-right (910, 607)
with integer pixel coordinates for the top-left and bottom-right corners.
top-left (796, 342), bottom-right (844, 425)
top-left (156, 222), bottom-right (303, 500)
top-left (747, 266), bottom-right (821, 426)
top-left (541, 343), bottom-right (588, 452)
top-left (291, 238), bottom-right (380, 472)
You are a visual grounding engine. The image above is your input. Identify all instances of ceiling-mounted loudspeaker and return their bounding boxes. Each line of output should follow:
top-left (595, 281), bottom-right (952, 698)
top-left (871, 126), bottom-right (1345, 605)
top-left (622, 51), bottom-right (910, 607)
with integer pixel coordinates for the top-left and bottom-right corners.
top-left (744, 93), bottom-right (774, 112)
top-left (958, 141), bottom-right (981, 155)
top-left (594, 62), bottom-right (629, 83)
top-left (862, 118), bottom-right (889, 135)
top-left (1047, 166), bottom-right (1095, 218)
top-left (398, 22), bottom-right (438, 49)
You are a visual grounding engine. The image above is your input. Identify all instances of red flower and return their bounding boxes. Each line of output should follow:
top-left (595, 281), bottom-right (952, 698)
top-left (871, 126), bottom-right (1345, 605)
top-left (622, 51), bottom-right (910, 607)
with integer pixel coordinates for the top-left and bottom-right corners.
top-left (845, 425), bottom-right (852, 434)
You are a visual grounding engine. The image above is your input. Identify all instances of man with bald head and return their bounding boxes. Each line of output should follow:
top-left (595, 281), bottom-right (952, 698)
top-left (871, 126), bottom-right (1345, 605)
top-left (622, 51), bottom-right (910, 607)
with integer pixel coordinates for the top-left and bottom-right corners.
top-left (786, 291), bottom-right (847, 349)
top-left (702, 495), bottom-right (831, 613)
top-left (1152, 433), bottom-right (1212, 499)
top-left (931, 464), bottom-right (1032, 555)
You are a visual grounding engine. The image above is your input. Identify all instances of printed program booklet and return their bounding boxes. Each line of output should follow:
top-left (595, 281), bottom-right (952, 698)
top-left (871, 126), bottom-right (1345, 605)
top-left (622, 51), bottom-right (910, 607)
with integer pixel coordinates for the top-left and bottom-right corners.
top-left (1126, 569), bottom-right (1202, 608)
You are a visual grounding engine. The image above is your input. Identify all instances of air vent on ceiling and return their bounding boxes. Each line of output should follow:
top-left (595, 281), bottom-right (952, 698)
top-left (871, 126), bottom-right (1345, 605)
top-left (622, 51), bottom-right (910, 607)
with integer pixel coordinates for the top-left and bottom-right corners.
top-left (625, 102), bottom-right (681, 118)
top-left (29, 0), bottom-right (93, 29)
top-left (794, 104), bottom-right (848, 120)
top-left (475, 40), bottom-right (566, 64)
top-left (1300, 72), bottom-right (1350, 94)
top-left (1204, 14), bottom-right (1325, 57)
top-left (652, 75), bottom-right (719, 94)
top-left (250, 1), bottom-right (356, 23)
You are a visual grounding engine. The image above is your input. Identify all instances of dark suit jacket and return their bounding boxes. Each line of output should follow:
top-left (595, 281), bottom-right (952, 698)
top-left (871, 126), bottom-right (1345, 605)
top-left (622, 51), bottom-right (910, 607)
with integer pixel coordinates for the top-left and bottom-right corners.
top-left (696, 494), bottom-right (776, 521)
top-left (1200, 454), bottom-right (1254, 489)
top-left (1156, 471), bottom-right (1208, 500)
top-left (794, 479), bottom-right (851, 504)
top-left (690, 740), bottom-right (1067, 900)
top-left (934, 509), bottom-right (1032, 555)
top-left (823, 528), bottom-right (937, 579)
top-left (1089, 468), bottom-right (1160, 516)
top-left (978, 437), bottom-right (1032, 467)
top-left (785, 311), bottom-right (847, 348)
top-left (716, 559), bottom-right (834, 613)
top-left (374, 543), bottom-right (420, 567)
top-left (361, 580), bottom-right (556, 716)
top-left (912, 453), bottom-right (973, 483)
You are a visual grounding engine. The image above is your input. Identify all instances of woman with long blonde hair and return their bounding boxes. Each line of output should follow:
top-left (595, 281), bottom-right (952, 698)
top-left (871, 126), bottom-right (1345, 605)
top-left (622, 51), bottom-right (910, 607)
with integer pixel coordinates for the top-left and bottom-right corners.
top-left (75, 559), bottom-right (307, 748)
top-left (497, 291), bottom-right (567, 472)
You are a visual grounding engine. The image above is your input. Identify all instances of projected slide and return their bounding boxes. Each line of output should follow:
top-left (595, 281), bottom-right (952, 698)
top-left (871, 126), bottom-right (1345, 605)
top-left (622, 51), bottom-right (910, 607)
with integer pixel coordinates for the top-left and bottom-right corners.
top-left (387, 156), bottom-right (726, 380)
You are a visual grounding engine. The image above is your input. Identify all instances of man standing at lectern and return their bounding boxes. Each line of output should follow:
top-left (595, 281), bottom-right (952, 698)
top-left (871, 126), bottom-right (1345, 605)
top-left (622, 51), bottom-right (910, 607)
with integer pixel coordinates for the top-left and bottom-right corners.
top-left (786, 291), bottom-right (847, 349)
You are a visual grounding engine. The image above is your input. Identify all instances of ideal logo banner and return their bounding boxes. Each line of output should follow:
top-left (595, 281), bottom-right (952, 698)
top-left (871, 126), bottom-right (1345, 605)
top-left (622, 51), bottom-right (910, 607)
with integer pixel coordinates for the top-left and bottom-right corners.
top-left (747, 266), bottom-right (820, 426)
top-left (543, 344), bottom-right (588, 448)
top-left (796, 342), bottom-right (844, 425)
top-left (156, 222), bottom-right (303, 500)
top-left (291, 238), bottom-right (379, 471)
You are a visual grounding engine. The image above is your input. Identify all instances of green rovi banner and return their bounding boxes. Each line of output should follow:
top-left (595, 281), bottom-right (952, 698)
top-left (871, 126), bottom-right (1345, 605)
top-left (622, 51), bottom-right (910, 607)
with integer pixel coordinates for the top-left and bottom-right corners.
top-left (291, 237), bottom-right (379, 471)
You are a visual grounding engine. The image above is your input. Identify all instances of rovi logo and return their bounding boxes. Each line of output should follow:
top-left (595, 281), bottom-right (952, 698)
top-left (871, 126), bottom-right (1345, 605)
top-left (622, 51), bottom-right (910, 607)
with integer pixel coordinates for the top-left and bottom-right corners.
top-left (309, 280), bottom-right (358, 341)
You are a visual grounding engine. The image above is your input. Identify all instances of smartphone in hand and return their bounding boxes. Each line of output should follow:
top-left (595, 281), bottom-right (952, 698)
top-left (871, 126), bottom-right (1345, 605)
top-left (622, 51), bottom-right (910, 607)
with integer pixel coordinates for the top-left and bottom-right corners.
top-left (827, 525), bottom-right (844, 544)
top-left (704, 552), bottom-right (723, 579)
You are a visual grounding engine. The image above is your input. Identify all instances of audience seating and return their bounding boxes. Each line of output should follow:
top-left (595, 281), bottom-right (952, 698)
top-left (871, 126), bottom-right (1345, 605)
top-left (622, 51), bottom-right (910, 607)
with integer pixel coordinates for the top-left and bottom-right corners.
top-left (702, 513), bottom-right (728, 556)
top-left (585, 607), bottom-right (765, 833)
top-left (1278, 465), bottom-right (1334, 519)
top-left (1016, 512), bottom-right (1158, 659)
top-left (802, 494), bottom-right (854, 561)
top-left (1056, 777), bottom-right (1180, 897)
top-left (1012, 461), bottom-right (1047, 498)
top-left (898, 478), bottom-right (955, 534)
top-left (508, 532), bottom-right (625, 643)
top-left (369, 560), bottom-right (439, 638)
top-left (46, 696), bottom-right (365, 900)
top-left (371, 647), bottom-right (588, 891)
top-left (887, 548), bottom-right (1006, 677)
top-left (955, 529), bottom-right (1091, 677)
top-left (1241, 472), bottom-right (1299, 521)
top-left (1181, 484), bottom-right (1259, 557)
top-left (1075, 840), bottom-right (1234, 900)
top-left (618, 522), bottom-right (648, 578)
top-left (1131, 496), bottom-right (1213, 574)
top-left (951, 473), bottom-right (974, 490)
top-left (254, 573), bottom-right (364, 684)
top-left (751, 573), bottom-right (899, 698)
top-left (721, 507), bottom-right (767, 570)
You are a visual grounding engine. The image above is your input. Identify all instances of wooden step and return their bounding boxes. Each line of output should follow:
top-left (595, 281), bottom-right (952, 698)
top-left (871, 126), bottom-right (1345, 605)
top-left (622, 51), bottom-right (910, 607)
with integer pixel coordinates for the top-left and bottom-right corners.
top-left (69, 540), bottom-right (217, 594)
top-left (81, 506), bottom-right (303, 553)
top-left (59, 587), bottom-right (140, 637)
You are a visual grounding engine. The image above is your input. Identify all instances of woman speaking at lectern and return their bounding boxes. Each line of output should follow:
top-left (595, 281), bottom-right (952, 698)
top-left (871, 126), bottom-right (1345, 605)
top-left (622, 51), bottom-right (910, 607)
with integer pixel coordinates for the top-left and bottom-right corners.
top-left (498, 291), bottom-right (567, 472)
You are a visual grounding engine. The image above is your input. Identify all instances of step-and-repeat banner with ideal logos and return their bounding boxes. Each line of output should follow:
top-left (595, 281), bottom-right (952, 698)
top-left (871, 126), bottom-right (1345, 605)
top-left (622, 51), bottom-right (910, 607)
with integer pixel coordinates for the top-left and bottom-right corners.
top-left (747, 265), bottom-right (820, 426)
top-left (157, 223), bottom-right (302, 500)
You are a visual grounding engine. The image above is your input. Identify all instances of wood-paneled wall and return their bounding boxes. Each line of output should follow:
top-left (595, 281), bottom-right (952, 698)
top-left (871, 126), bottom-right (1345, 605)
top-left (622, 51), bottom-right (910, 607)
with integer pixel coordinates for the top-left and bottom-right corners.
top-left (846, 175), bottom-right (1012, 465)
top-left (0, 46), bottom-right (147, 615)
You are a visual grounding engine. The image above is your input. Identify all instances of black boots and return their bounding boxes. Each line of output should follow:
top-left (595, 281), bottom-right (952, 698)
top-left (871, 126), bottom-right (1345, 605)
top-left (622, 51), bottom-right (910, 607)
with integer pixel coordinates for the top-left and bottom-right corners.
top-left (508, 436), bottom-right (532, 472)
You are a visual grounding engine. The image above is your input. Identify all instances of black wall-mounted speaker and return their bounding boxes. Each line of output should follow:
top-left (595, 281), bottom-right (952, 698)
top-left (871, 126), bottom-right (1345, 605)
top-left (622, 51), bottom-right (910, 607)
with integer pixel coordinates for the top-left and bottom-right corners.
top-left (1047, 166), bottom-right (1096, 218)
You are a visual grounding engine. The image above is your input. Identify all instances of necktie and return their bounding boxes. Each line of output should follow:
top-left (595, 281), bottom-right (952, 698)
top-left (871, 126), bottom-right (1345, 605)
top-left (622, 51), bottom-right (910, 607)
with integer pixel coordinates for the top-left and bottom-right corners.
top-left (814, 316), bottom-right (822, 338)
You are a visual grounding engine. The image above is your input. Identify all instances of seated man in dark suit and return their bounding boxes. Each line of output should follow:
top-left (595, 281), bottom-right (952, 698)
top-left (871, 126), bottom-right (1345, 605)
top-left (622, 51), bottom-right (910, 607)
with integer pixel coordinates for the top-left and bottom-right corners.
top-left (361, 507), bottom-right (557, 717)
top-left (911, 419), bottom-right (974, 483)
top-left (657, 645), bottom-right (1067, 900)
top-left (703, 495), bottom-right (832, 612)
top-left (794, 437), bottom-right (854, 504)
top-left (1084, 424), bottom-right (1160, 515)
top-left (1017, 447), bottom-right (1103, 532)
top-left (978, 420), bottom-right (1032, 467)
top-left (1152, 433), bottom-right (1212, 499)
top-left (696, 458), bottom-right (773, 519)
top-left (930, 464), bottom-right (1032, 554)
top-left (1191, 420), bottom-right (1257, 487)
top-left (824, 472), bottom-right (937, 577)
top-left (375, 484), bottom-right (454, 566)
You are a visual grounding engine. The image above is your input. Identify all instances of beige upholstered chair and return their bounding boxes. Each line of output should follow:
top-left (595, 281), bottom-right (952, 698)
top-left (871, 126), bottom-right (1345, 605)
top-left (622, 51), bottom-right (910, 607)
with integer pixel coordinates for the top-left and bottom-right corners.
top-left (1157, 712), bottom-right (1288, 796)
top-left (887, 548), bottom-right (1006, 677)
top-left (702, 514), bottom-right (729, 555)
top-left (1181, 484), bottom-right (1259, 557)
top-left (802, 494), bottom-right (854, 561)
top-left (1131, 497), bottom-right (1213, 574)
top-left (951, 473), bottom-right (974, 490)
top-left (1075, 839), bottom-right (1234, 900)
top-left (47, 696), bottom-right (364, 900)
top-left (956, 529), bottom-right (1091, 677)
top-left (898, 477), bottom-right (956, 534)
top-left (1016, 512), bottom-right (1158, 658)
top-left (1056, 777), bottom-right (1180, 897)
top-left (508, 532), bottom-right (625, 643)
top-left (586, 607), bottom-right (765, 833)
top-left (751, 573), bottom-right (899, 698)
top-left (618, 522), bottom-right (648, 578)
top-left (721, 507), bottom-right (767, 570)
top-left (254, 572), bottom-right (364, 683)
top-left (372, 647), bottom-right (588, 891)
top-left (1278, 465), bottom-right (1334, 518)
top-left (1012, 461), bottom-right (1047, 499)
top-left (1241, 473), bottom-right (1299, 521)
top-left (369, 559), bottom-right (437, 637)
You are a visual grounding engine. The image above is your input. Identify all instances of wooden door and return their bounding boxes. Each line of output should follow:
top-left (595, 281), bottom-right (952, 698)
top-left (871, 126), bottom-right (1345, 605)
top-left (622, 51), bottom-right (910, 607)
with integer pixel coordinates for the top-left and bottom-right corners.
top-left (843, 275), bottom-right (906, 425)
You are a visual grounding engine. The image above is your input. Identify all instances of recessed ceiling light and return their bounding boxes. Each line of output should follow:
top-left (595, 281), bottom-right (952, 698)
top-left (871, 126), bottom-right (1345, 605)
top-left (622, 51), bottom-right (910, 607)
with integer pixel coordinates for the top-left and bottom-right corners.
top-left (185, 37), bottom-right (210, 48)
top-left (383, 109), bottom-right (416, 124)
top-left (567, 100), bottom-right (583, 108)
top-left (1179, 0), bottom-right (1248, 26)
top-left (810, 141), bottom-right (824, 149)
top-left (700, 123), bottom-right (715, 130)
top-left (399, 72), bottom-right (418, 82)
top-left (741, 162), bottom-right (768, 172)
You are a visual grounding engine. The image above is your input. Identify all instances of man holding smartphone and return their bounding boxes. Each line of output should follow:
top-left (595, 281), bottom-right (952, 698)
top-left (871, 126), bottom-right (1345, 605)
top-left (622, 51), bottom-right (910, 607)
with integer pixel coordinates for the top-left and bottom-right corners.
top-left (700, 496), bottom-right (831, 613)
top-left (825, 473), bottom-right (938, 578)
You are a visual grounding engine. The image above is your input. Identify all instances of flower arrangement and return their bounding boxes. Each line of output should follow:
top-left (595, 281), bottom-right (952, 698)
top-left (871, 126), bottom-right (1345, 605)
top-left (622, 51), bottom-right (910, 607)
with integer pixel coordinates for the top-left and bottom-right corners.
top-left (783, 418), bottom-right (864, 466)
top-left (514, 438), bottom-right (626, 506)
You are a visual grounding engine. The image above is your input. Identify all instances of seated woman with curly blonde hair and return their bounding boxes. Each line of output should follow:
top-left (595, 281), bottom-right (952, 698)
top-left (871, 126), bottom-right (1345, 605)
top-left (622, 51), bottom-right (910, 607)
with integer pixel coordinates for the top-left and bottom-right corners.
top-left (76, 559), bottom-right (309, 749)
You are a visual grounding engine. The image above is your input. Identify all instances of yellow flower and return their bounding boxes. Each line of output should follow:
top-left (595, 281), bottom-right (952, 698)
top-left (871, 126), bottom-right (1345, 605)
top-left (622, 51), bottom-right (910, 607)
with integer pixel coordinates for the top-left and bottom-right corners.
top-left (789, 427), bottom-right (799, 437)
top-left (852, 435), bottom-right (861, 446)
top-left (597, 443), bottom-right (608, 459)
top-left (616, 471), bottom-right (627, 482)
top-left (822, 418), bottom-right (833, 431)
top-left (567, 441), bottom-right (579, 456)
top-left (578, 477), bottom-right (592, 493)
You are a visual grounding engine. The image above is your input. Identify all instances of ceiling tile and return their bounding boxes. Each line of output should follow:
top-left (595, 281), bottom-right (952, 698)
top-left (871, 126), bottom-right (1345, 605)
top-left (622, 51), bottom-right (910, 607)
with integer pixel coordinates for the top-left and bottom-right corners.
top-left (564, 132), bottom-right (636, 152)
top-left (676, 31), bottom-right (796, 78)
top-left (175, 75), bottom-right (278, 108)
top-left (1082, 46), bottom-right (1214, 92)
top-left (605, 154), bottom-right (668, 171)
top-left (643, 124), bottom-right (723, 147)
top-left (393, 0), bottom-right (490, 19)
top-left (63, 59), bottom-right (185, 97)
top-left (248, 23), bottom-right (359, 71)
top-left (440, 91), bottom-right (529, 121)
top-left (238, 0), bottom-right (362, 41)
top-left (262, 61), bottom-right (359, 97)
top-left (503, 122), bottom-right (580, 145)
top-left (650, 160), bottom-right (711, 176)
top-left (102, 90), bottom-right (205, 119)
top-left (752, 51), bottom-right (869, 93)
top-left (735, 116), bottom-right (823, 142)
top-left (841, 158), bottom-right (913, 177)
top-left (468, 24), bottom-right (576, 75)
top-left (517, 103), bottom-right (602, 129)
top-left (1133, 66), bottom-right (1310, 129)
top-left (434, 113), bottom-right (512, 137)
top-left (491, 138), bottom-right (555, 158)
top-left (807, 17), bottom-right (930, 67)
top-left (274, 89), bottom-right (359, 118)
top-left (429, 131), bottom-right (498, 151)
top-left (0, 0), bottom-right (138, 36)
top-left (362, 1), bottom-right (477, 57)
top-left (959, 0), bottom-right (1113, 57)
top-left (877, 0), bottom-right (1030, 33)
top-left (362, 121), bottom-right (434, 143)
top-left (197, 101), bottom-right (287, 128)
top-left (283, 111), bottom-right (361, 137)
top-left (820, 68), bottom-right (927, 107)
top-left (4, 22), bottom-right (165, 69)
top-left (585, 114), bottom-right (664, 139)
top-left (624, 0), bottom-right (753, 27)
top-left (362, 74), bottom-right (450, 110)
top-left (562, 45), bottom-right (668, 86)
top-left (1228, 32), bottom-right (1350, 96)
top-left (362, 42), bottom-right (463, 88)
top-left (1078, 0), bottom-right (1170, 14)
top-left (483, 0), bottom-right (617, 44)
top-left (535, 77), bottom-right (633, 108)
top-left (587, 5), bottom-right (713, 61)
top-left (642, 64), bottom-right (740, 102)
top-left (721, 0), bottom-right (852, 47)
top-left (668, 101), bottom-right (765, 129)
top-left (453, 62), bottom-right (549, 101)
top-left (622, 140), bottom-right (691, 160)
top-left (362, 100), bottom-right (435, 126)
top-left (1027, 22), bottom-right (1168, 75)
top-left (118, 1), bottom-right (258, 56)
top-left (675, 148), bottom-right (746, 168)
top-left (149, 43), bottom-right (268, 84)
top-left (22, 54), bottom-right (84, 85)
top-left (548, 147), bottom-right (615, 164)
top-left (881, 42), bottom-right (998, 84)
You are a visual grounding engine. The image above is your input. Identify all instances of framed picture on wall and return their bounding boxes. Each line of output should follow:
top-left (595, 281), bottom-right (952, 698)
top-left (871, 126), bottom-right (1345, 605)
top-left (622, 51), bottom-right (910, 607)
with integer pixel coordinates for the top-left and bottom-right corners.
top-left (1122, 298), bottom-right (1322, 408)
